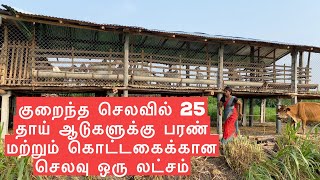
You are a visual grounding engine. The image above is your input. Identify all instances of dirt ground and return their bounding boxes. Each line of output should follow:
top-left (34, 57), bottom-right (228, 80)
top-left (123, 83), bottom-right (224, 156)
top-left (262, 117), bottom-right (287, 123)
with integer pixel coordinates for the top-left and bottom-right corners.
top-left (5, 122), bottom-right (318, 180)
top-left (210, 122), bottom-right (318, 136)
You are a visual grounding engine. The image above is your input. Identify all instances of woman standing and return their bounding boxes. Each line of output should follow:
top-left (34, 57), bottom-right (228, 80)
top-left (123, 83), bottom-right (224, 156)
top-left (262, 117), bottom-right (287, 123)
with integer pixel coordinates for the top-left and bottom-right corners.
top-left (219, 86), bottom-right (243, 144)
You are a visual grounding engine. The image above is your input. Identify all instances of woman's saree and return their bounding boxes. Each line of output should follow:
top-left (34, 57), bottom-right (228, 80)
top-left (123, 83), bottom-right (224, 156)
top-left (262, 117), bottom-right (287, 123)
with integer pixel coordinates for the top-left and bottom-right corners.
top-left (221, 96), bottom-right (239, 144)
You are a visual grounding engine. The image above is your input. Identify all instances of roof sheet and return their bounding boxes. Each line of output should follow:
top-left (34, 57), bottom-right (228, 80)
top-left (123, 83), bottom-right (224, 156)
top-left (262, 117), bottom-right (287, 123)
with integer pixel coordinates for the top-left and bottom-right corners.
top-left (0, 4), bottom-right (318, 52)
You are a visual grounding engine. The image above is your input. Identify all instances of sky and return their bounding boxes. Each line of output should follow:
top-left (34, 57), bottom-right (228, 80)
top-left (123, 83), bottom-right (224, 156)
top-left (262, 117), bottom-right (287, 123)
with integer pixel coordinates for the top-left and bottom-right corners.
top-left (1, 0), bottom-right (320, 84)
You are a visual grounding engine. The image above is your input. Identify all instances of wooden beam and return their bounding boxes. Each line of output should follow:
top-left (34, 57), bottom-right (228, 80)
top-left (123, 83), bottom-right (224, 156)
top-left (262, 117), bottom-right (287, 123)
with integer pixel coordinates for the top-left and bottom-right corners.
top-left (217, 44), bottom-right (224, 139)
top-left (217, 44), bottom-right (224, 89)
top-left (298, 51), bottom-right (303, 84)
top-left (273, 49), bottom-right (276, 83)
top-left (224, 45), bottom-right (247, 61)
top-left (260, 98), bottom-right (266, 123)
top-left (306, 52), bottom-right (311, 85)
top-left (291, 50), bottom-right (298, 104)
top-left (249, 98), bottom-right (254, 127)
top-left (154, 38), bottom-right (168, 54)
top-left (276, 98), bottom-right (282, 134)
top-left (250, 46), bottom-right (255, 81)
top-left (189, 44), bottom-right (207, 58)
top-left (139, 36), bottom-right (148, 46)
top-left (242, 98), bottom-right (247, 126)
top-left (0, 91), bottom-right (11, 139)
top-left (123, 34), bottom-right (129, 97)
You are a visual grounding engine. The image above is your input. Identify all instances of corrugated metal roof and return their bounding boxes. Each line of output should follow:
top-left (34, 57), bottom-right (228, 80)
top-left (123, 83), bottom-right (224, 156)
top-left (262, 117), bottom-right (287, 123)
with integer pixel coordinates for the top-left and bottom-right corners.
top-left (1, 4), bottom-right (318, 52)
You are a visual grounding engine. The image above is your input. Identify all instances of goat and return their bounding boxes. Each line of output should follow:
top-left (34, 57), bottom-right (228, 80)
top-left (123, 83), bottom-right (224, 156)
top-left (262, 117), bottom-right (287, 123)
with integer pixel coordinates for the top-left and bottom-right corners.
top-left (52, 66), bottom-right (61, 72)
top-left (195, 66), bottom-right (204, 87)
top-left (164, 65), bottom-right (180, 86)
top-left (131, 63), bottom-right (154, 85)
top-left (111, 60), bottom-right (124, 75)
top-left (79, 63), bottom-right (87, 72)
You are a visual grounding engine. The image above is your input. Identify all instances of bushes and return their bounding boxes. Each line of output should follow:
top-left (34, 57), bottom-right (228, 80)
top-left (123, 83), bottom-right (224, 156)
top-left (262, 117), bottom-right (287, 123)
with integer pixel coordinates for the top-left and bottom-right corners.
top-left (0, 124), bottom-right (33, 180)
top-left (245, 123), bottom-right (320, 180)
top-left (223, 136), bottom-right (267, 176)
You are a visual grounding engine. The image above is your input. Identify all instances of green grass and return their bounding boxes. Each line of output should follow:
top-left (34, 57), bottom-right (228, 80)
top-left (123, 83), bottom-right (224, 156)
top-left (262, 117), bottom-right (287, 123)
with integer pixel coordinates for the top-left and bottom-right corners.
top-left (245, 122), bottom-right (320, 180)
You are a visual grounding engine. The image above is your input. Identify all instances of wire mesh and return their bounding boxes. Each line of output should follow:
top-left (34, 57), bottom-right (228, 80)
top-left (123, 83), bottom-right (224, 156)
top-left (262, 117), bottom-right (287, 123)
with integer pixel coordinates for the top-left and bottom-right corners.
top-left (0, 19), bottom-right (318, 95)
top-left (129, 34), bottom-right (218, 89)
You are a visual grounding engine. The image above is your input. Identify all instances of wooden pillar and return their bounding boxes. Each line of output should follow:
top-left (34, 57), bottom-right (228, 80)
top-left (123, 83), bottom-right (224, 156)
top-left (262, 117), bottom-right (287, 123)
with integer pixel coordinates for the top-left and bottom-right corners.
top-left (186, 42), bottom-right (190, 86)
top-left (242, 98), bottom-right (247, 126)
top-left (250, 46), bottom-right (255, 81)
top-left (306, 52), bottom-right (311, 85)
top-left (217, 44), bottom-right (224, 138)
top-left (298, 51), bottom-right (303, 84)
top-left (276, 98), bottom-right (282, 134)
top-left (1, 25), bottom-right (8, 84)
top-left (260, 98), bottom-right (266, 123)
top-left (273, 49), bottom-right (276, 83)
top-left (249, 98), bottom-right (254, 126)
top-left (291, 50), bottom-right (298, 104)
top-left (1, 91), bottom-right (12, 139)
top-left (123, 34), bottom-right (129, 97)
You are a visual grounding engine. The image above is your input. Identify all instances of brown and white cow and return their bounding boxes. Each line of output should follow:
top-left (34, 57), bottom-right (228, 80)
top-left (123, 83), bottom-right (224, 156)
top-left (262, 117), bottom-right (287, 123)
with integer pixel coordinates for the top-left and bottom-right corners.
top-left (277, 102), bottom-right (320, 134)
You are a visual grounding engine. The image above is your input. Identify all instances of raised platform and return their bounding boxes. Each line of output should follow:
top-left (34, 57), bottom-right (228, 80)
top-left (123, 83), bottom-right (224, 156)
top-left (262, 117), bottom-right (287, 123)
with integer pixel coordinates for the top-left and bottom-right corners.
top-left (1, 85), bottom-right (320, 99)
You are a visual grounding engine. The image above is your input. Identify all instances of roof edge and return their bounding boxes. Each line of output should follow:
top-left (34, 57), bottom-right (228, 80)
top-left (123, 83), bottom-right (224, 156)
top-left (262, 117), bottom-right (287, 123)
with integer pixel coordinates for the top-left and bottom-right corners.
top-left (1, 4), bottom-right (320, 53)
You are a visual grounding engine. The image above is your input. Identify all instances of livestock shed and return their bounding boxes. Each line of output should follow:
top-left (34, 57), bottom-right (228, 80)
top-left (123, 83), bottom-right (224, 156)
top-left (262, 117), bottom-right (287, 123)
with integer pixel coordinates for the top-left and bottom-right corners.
top-left (0, 4), bottom-right (320, 138)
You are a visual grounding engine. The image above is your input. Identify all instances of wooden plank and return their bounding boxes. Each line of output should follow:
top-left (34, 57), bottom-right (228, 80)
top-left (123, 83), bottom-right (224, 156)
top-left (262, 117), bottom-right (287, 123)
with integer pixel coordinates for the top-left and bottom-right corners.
top-left (8, 43), bottom-right (15, 85)
top-left (23, 44), bottom-right (29, 80)
top-left (273, 49), bottom-right (276, 82)
top-left (306, 52), bottom-right (311, 85)
top-left (0, 25), bottom-right (8, 84)
top-left (13, 43), bottom-right (20, 85)
top-left (123, 34), bottom-right (129, 97)
top-left (32, 70), bottom-right (221, 85)
top-left (298, 51), bottom-right (303, 84)
top-left (291, 50), bottom-right (298, 104)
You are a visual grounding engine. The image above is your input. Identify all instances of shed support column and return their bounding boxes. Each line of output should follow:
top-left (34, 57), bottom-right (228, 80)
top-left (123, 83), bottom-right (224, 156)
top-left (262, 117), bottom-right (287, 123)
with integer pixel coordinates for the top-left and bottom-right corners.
top-left (1, 91), bottom-right (12, 139)
top-left (217, 44), bottom-right (224, 139)
top-left (260, 98), bottom-right (266, 123)
top-left (276, 98), bottom-right (282, 134)
top-left (249, 99), bottom-right (254, 127)
top-left (242, 98), bottom-right (247, 126)
top-left (291, 50), bottom-right (298, 104)
top-left (123, 34), bottom-right (129, 97)
top-left (298, 51), bottom-right (303, 85)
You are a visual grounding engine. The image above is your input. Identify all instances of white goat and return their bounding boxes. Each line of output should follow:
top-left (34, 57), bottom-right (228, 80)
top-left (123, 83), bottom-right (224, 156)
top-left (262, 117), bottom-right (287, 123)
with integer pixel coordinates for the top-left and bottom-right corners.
top-left (132, 63), bottom-right (154, 85)
top-left (52, 66), bottom-right (61, 72)
top-left (164, 65), bottom-right (180, 86)
top-left (111, 59), bottom-right (124, 75)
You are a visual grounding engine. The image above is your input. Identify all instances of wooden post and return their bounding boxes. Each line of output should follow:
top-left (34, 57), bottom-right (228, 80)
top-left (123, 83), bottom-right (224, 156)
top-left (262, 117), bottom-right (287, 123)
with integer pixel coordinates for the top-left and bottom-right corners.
top-left (31, 25), bottom-right (36, 83)
top-left (217, 44), bottom-right (224, 138)
top-left (249, 98), bottom-right (254, 127)
top-left (283, 64), bottom-right (286, 83)
top-left (273, 49), bottom-right (276, 83)
top-left (206, 45), bottom-right (210, 88)
top-left (217, 44), bottom-right (224, 90)
top-left (1, 25), bottom-right (8, 85)
top-left (1, 91), bottom-right (12, 139)
top-left (291, 50), bottom-right (298, 104)
top-left (250, 46), bottom-right (255, 82)
top-left (71, 47), bottom-right (75, 72)
top-left (276, 98), bottom-right (282, 134)
top-left (306, 52), bottom-right (311, 85)
top-left (186, 42), bottom-right (190, 86)
top-left (260, 98), bottom-right (266, 123)
top-left (298, 51), bottom-right (303, 84)
top-left (123, 34), bottom-right (129, 97)
top-left (242, 98), bottom-right (247, 126)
